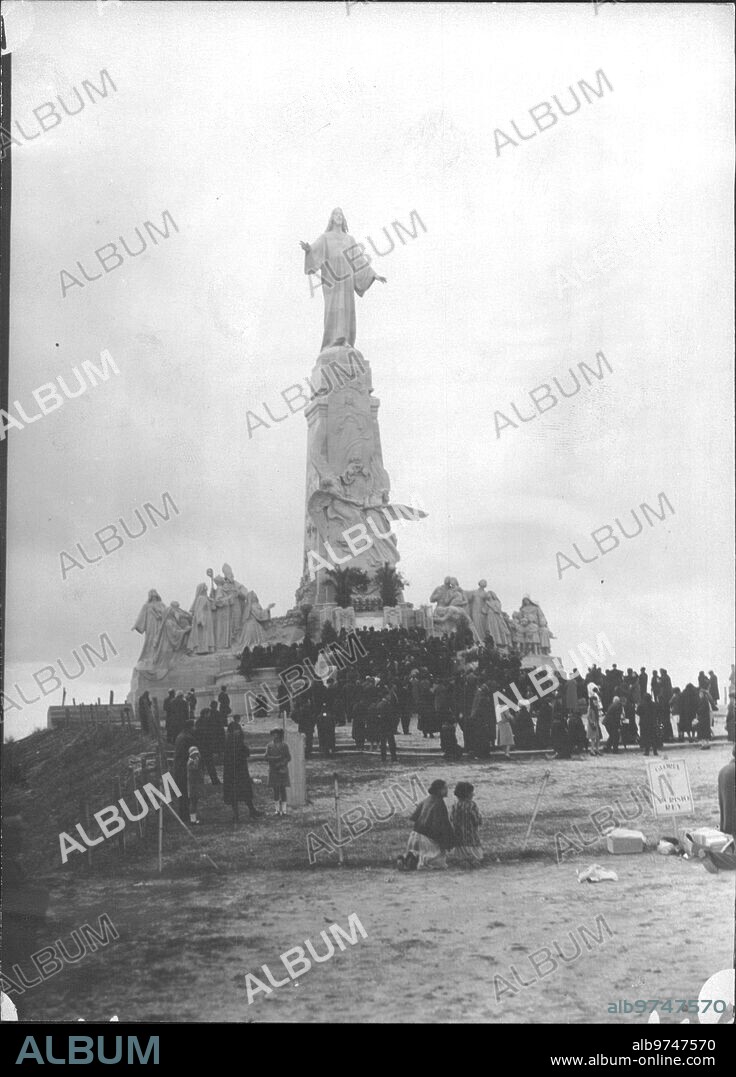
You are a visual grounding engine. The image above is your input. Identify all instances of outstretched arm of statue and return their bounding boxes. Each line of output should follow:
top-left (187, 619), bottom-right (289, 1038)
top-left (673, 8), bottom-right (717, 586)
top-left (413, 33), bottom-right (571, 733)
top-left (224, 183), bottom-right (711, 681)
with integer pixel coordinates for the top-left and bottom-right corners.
top-left (300, 240), bottom-right (311, 253)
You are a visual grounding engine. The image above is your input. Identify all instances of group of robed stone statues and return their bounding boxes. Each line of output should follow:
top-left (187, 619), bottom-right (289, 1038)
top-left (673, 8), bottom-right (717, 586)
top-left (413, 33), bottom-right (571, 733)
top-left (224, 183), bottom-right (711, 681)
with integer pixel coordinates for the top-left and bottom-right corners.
top-left (429, 579), bottom-right (553, 654)
top-left (132, 565), bottom-right (274, 677)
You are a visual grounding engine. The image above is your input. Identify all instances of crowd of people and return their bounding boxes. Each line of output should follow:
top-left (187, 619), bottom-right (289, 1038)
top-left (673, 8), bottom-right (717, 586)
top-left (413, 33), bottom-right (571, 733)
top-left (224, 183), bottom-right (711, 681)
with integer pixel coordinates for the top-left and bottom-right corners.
top-left (137, 627), bottom-right (734, 823)
top-left (251, 627), bottom-right (734, 762)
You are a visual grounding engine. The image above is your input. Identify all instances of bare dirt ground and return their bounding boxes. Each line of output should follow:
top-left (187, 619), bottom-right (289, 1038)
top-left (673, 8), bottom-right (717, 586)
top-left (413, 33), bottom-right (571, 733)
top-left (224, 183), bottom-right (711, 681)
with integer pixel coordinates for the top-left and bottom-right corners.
top-left (6, 726), bottom-right (734, 1025)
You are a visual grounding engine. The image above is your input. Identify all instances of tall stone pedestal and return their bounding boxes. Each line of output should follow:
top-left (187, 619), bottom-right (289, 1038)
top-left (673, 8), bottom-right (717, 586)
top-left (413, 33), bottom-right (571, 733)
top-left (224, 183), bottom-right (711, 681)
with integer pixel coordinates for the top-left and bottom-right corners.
top-left (296, 344), bottom-right (405, 608)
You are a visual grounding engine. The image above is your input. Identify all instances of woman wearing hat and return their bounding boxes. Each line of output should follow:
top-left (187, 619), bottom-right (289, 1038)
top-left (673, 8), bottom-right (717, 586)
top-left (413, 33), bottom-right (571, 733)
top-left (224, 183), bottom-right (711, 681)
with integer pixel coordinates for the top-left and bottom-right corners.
top-left (265, 728), bottom-right (291, 816)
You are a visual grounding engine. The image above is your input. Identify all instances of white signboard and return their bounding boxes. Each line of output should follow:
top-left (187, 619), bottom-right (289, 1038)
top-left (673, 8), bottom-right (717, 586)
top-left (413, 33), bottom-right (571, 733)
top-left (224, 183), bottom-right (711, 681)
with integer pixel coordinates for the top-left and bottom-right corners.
top-left (646, 759), bottom-right (694, 817)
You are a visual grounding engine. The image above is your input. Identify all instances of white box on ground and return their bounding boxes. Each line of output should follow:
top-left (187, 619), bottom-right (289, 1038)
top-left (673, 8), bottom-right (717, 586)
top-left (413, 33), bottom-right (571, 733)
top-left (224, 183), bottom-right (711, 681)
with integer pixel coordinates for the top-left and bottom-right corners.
top-left (606, 828), bottom-right (646, 854)
top-left (646, 758), bottom-right (694, 817)
top-left (686, 827), bottom-right (731, 852)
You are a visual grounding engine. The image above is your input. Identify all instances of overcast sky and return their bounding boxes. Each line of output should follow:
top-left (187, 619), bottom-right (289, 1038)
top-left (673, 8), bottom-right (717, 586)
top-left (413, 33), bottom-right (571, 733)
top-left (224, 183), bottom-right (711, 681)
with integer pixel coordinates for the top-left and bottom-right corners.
top-left (3, 1), bottom-right (734, 738)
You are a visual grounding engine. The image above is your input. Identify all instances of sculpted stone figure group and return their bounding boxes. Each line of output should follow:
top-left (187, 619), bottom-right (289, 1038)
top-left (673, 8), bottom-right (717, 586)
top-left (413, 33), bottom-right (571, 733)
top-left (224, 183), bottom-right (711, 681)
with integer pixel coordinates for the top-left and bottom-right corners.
top-left (429, 579), bottom-right (553, 655)
top-left (132, 565), bottom-right (274, 676)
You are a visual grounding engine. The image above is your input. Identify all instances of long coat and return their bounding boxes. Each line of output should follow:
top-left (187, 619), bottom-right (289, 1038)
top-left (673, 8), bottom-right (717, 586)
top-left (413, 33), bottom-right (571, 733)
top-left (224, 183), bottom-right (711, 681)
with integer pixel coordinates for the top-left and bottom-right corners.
top-left (696, 695), bottom-right (712, 739)
top-left (223, 728), bottom-right (253, 804)
top-left (637, 696), bottom-right (659, 747)
top-left (465, 686), bottom-right (494, 755)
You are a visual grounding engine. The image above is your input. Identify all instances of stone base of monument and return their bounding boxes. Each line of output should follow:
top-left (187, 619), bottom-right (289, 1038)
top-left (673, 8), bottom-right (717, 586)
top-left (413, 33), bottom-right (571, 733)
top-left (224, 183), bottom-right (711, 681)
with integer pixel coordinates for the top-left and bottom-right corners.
top-left (127, 614), bottom-right (306, 713)
top-left (128, 660), bottom-right (285, 720)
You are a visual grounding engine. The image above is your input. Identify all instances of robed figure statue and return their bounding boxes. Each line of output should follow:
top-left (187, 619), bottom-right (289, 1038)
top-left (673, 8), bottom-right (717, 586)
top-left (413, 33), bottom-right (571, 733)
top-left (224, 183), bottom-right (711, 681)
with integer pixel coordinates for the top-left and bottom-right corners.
top-left (301, 207), bottom-right (386, 351)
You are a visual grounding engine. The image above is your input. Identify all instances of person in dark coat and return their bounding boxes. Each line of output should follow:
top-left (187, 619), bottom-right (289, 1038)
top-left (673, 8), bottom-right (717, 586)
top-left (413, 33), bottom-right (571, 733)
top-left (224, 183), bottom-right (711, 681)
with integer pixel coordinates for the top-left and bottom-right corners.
top-left (462, 670), bottom-right (478, 720)
top-left (639, 667), bottom-right (648, 696)
top-left (396, 680), bottom-right (412, 735)
top-left (568, 710), bottom-right (587, 755)
top-left (376, 690), bottom-right (398, 762)
top-left (535, 698), bottom-right (553, 748)
top-left (163, 689), bottom-right (175, 735)
top-left (551, 710), bottom-right (570, 757)
top-left (637, 692), bottom-right (659, 756)
top-left (317, 703), bottom-right (336, 757)
top-left (223, 717), bottom-right (260, 819)
top-left (698, 670), bottom-right (710, 692)
top-left (194, 708), bottom-right (221, 784)
top-left (464, 682), bottom-right (493, 758)
top-left (700, 749), bottom-right (736, 874)
top-left (432, 680), bottom-right (451, 729)
top-left (294, 696), bottom-right (317, 757)
top-left (679, 683), bottom-right (699, 740)
top-left (138, 691), bottom-right (152, 735)
top-left (167, 692), bottom-right (188, 745)
top-left (726, 695), bottom-right (735, 742)
top-left (351, 695), bottom-right (369, 750)
top-left (440, 721), bottom-right (462, 760)
top-left (186, 689), bottom-right (197, 719)
top-left (603, 697), bottom-right (622, 752)
top-left (657, 669), bottom-right (674, 741)
top-left (650, 671), bottom-right (660, 705)
top-left (622, 696), bottom-right (638, 747)
top-left (719, 748), bottom-right (735, 838)
top-left (514, 705), bottom-right (536, 751)
top-left (207, 697), bottom-right (222, 746)
top-left (173, 720), bottom-right (197, 821)
top-left (218, 686), bottom-right (232, 722)
top-left (696, 689), bottom-right (713, 742)
top-left (708, 670), bottom-right (720, 706)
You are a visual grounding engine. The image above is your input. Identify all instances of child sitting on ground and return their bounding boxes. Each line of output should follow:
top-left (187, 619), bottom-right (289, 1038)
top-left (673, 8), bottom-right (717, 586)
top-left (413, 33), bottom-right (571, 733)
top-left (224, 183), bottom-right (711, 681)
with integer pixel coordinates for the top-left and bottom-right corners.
top-left (451, 781), bottom-right (483, 867)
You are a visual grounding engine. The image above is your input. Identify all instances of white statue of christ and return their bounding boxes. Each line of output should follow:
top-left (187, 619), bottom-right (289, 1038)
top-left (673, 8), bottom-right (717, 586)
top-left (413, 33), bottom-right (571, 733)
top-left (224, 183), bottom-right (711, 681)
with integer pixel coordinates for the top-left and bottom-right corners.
top-left (301, 207), bottom-right (386, 351)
